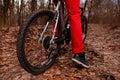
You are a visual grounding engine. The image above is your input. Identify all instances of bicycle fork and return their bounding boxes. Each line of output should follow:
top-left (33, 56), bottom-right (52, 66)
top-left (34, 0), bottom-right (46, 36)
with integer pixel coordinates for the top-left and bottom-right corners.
top-left (38, 14), bottom-right (59, 47)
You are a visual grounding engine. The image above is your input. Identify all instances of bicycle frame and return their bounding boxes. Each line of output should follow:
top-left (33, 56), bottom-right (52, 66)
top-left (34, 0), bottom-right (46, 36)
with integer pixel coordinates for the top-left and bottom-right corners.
top-left (38, 0), bottom-right (65, 45)
top-left (39, 0), bottom-right (87, 46)
top-left (49, 0), bottom-right (62, 44)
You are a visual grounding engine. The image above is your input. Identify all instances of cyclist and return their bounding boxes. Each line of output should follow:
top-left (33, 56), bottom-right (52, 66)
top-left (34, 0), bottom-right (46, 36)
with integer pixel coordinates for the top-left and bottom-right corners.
top-left (53, 0), bottom-right (90, 68)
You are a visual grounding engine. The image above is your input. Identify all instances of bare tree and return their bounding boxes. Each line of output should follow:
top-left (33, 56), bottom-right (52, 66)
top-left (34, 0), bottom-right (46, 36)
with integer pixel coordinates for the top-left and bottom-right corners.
top-left (3, 0), bottom-right (10, 25)
top-left (117, 0), bottom-right (120, 11)
top-left (0, 0), bottom-right (3, 26)
top-left (9, 0), bottom-right (15, 26)
top-left (31, 0), bottom-right (37, 13)
top-left (87, 0), bottom-right (93, 22)
top-left (18, 0), bottom-right (24, 26)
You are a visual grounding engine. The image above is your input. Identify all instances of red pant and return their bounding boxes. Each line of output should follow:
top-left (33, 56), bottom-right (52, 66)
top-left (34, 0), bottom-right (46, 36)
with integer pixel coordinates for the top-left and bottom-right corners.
top-left (54, 0), bottom-right (83, 54)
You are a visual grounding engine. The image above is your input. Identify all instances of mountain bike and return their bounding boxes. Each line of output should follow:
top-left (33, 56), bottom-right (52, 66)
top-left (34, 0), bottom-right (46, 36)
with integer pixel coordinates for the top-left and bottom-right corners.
top-left (17, 0), bottom-right (88, 75)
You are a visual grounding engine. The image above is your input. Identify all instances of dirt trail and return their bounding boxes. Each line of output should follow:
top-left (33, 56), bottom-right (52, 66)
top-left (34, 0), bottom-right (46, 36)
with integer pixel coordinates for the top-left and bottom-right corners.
top-left (0, 24), bottom-right (120, 80)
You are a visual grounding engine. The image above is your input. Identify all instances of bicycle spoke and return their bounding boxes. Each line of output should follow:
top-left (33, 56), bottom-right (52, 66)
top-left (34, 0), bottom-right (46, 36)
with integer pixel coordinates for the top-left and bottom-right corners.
top-left (17, 9), bottom-right (60, 74)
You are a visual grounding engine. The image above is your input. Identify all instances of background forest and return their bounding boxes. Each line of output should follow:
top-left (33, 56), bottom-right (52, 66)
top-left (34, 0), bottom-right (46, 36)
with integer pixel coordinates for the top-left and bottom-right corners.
top-left (0, 0), bottom-right (120, 27)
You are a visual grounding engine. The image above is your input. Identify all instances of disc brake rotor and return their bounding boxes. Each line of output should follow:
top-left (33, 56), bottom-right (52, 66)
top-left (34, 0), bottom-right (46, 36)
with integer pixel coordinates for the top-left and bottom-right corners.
top-left (43, 36), bottom-right (51, 49)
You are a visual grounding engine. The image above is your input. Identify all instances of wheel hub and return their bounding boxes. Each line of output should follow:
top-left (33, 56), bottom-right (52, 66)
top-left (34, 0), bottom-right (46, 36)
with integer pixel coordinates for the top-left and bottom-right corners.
top-left (43, 36), bottom-right (51, 49)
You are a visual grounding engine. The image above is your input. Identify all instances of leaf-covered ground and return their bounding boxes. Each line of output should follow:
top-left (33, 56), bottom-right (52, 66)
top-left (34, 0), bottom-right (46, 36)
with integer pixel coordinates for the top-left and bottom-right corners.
top-left (0, 24), bottom-right (120, 80)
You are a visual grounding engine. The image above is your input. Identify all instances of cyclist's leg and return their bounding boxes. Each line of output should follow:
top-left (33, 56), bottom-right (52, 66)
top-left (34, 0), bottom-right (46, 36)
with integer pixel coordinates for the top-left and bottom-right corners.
top-left (64, 0), bottom-right (83, 54)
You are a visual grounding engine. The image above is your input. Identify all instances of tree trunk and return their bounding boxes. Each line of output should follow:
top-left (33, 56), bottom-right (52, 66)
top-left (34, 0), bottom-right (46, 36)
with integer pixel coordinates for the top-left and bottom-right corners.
top-left (9, 0), bottom-right (15, 26)
top-left (118, 0), bottom-right (120, 11)
top-left (3, 0), bottom-right (10, 26)
top-left (31, 0), bottom-right (37, 13)
top-left (87, 0), bottom-right (93, 23)
top-left (18, 0), bottom-right (24, 26)
top-left (0, 0), bottom-right (3, 26)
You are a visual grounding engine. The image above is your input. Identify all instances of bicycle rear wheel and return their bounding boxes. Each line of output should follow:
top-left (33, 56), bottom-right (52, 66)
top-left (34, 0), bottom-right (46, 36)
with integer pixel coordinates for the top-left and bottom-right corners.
top-left (17, 10), bottom-right (58, 75)
top-left (81, 16), bottom-right (88, 42)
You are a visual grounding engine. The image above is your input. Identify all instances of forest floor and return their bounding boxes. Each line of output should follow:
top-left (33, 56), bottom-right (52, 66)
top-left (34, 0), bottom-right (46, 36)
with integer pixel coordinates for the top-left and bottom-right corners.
top-left (0, 24), bottom-right (120, 80)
